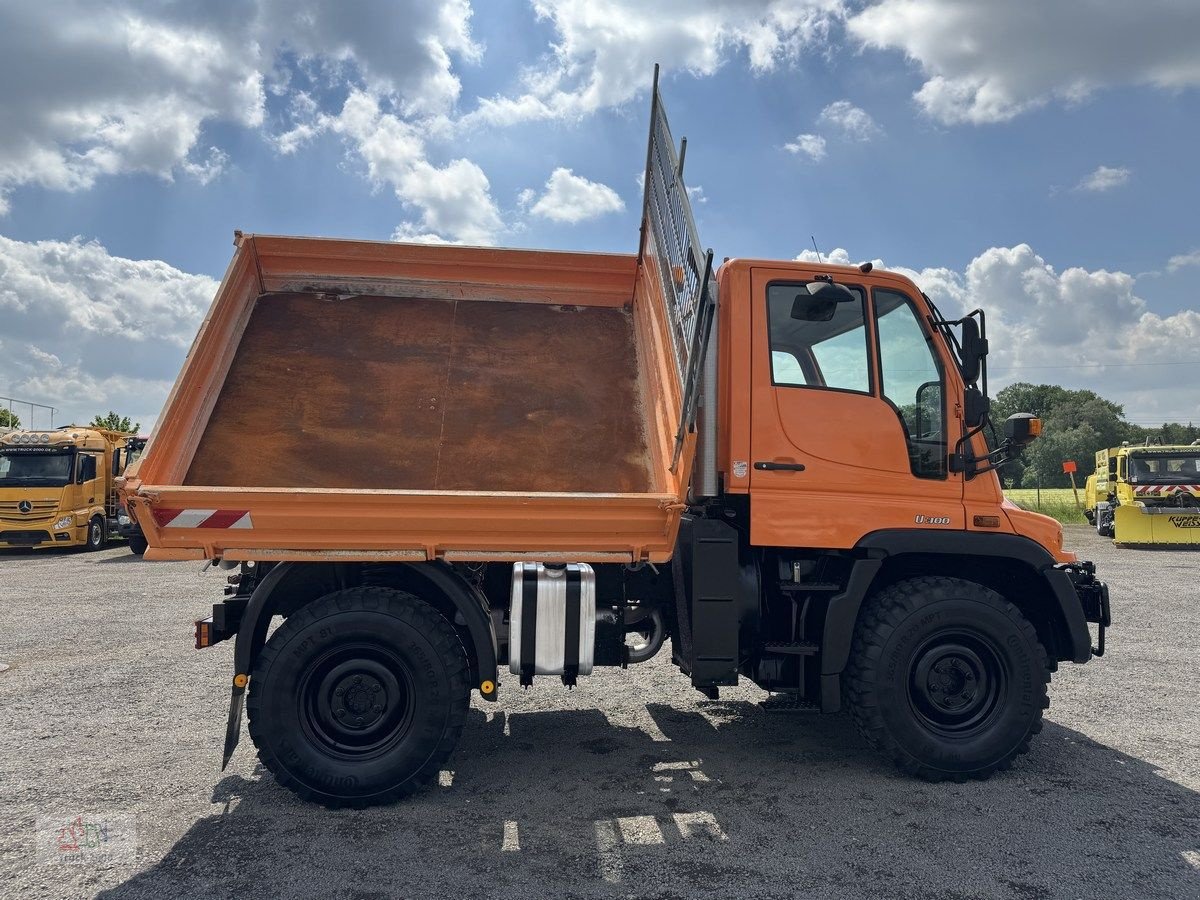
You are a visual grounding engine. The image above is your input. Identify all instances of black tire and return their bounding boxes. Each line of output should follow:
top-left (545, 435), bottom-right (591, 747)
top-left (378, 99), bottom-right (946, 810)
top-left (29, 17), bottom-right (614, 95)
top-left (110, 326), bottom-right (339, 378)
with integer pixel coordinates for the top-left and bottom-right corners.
top-left (843, 576), bottom-right (1050, 782)
top-left (84, 515), bottom-right (105, 551)
top-left (127, 532), bottom-right (148, 555)
top-left (246, 587), bottom-right (470, 808)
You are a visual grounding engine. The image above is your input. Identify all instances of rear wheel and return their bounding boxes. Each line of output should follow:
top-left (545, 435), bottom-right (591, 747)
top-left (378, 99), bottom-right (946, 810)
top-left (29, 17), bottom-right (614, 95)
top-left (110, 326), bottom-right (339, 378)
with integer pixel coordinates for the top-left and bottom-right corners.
top-left (844, 576), bottom-right (1050, 782)
top-left (127, 532), bottom-right (148, 555)
top-left (247, 587), bottom-right (470, 807)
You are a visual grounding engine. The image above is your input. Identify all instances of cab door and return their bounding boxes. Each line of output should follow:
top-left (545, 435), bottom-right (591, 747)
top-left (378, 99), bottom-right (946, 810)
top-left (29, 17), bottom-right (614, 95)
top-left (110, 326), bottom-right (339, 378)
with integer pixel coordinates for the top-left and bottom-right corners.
top-left (748, 267), bottom-right (964, 548)
top-left (76, 451), bottom-right (101, 512)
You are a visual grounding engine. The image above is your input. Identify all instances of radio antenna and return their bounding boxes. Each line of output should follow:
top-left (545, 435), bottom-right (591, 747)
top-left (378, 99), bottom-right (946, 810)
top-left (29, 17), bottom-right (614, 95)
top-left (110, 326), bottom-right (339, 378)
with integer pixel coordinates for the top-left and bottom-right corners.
top-left (810, 235), bottom-right (823, 263)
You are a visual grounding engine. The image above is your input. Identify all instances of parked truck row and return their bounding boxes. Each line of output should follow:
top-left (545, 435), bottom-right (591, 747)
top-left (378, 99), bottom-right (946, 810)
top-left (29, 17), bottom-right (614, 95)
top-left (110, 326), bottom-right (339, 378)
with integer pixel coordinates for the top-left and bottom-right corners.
top-left (119, 70), bottom-right (1111, 807)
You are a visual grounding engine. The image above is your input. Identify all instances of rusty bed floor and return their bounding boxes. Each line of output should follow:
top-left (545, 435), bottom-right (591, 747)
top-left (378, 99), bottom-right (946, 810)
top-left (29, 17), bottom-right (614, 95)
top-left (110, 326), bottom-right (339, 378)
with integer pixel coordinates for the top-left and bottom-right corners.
top-left (184, 293), bottom-right (653, 492)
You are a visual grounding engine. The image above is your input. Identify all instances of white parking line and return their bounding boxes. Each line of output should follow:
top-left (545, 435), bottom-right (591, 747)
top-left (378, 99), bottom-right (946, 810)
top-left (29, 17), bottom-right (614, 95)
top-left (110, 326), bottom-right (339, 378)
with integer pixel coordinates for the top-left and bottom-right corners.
top-left (617, 815), bottom-right (665, 845)
top-left (594, 819), bottom-right (623, 883)
top-left (652, 760), bottom-right (710, 782)
top-left (501, 820), bottom-right (520, 851)
top-left (673, 811), bottom-right (728, 841)
top-left (1182, 849), bottom-right (1200, 870)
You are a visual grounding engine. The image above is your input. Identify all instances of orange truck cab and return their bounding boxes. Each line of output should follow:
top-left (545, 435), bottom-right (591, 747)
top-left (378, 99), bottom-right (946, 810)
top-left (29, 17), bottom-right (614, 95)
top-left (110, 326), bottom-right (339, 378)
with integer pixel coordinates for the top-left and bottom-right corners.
top-left (124, 69), bottom-right (1110, 807)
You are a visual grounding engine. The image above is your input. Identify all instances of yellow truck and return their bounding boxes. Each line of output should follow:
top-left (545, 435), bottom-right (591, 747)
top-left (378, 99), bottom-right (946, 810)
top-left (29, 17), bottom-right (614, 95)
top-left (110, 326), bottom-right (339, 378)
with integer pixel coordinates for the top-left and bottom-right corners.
top-left (0, 426), bottom-right (135, 550)
top-left (1086, 443), bottom-right (1200, 545)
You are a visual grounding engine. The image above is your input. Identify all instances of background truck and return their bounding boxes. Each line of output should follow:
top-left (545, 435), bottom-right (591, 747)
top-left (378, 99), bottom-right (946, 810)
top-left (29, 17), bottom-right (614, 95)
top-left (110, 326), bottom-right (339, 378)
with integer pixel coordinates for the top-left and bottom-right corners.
top-left (1, 426), bottom-right (135, 550)
top-left (1086, 442), bottom-right (1200, 545)
top-left (121, 70), bottom-right (1110, 807)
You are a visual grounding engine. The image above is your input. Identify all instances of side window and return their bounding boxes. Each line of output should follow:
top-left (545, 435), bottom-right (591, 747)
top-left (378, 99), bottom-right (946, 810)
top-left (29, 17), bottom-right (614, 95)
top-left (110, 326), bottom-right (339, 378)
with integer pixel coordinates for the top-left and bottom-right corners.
top-left (767, 283), bottom-right (870, 393)
top-left (78, 453), bottom-right (98, 483)
top-left (874, 289), bottom-right (946, 478)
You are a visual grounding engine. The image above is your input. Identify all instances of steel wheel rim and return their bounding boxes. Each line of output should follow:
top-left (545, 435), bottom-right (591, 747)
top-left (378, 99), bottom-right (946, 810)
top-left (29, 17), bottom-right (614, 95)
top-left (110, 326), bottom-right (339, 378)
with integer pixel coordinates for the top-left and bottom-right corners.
top-left (297, 643), bottom-right (416, 760)
top-left (907, 629), bottom-right (1008, 737)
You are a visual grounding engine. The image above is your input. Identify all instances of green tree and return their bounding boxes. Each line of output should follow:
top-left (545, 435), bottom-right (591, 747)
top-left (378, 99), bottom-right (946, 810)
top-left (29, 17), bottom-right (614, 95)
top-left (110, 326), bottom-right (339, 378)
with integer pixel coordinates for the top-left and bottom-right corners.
top-left (992, 383), bottom-right (1138, 487)
top-left (0, 409), bottom-right (20, 429)
top-left (90, 411), bottom-right (140, 434)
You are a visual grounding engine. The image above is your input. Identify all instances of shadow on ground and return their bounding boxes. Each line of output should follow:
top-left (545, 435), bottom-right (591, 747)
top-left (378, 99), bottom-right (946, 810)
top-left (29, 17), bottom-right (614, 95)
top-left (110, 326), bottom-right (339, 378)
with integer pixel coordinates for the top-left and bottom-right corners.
top-left (99, 702), bottom-right (1200, 900)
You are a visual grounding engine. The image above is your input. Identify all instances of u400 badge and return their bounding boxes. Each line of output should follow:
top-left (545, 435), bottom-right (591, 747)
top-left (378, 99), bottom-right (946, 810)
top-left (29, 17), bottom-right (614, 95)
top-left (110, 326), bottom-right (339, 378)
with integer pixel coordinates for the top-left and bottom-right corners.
top-left (915, 515), bottom-right (951, 525)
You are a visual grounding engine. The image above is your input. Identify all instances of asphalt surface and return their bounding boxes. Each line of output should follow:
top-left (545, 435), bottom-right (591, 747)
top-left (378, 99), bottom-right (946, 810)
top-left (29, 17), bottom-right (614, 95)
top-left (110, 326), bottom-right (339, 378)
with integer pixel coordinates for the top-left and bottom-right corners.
top-left (1, 527), bottom-right (1198, 899)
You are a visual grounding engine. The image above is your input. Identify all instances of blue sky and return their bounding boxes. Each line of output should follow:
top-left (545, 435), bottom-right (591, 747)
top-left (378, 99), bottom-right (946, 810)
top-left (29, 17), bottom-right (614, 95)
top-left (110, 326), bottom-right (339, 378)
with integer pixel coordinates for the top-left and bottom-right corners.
top-left (0, 0), bottom-right (1197, 430)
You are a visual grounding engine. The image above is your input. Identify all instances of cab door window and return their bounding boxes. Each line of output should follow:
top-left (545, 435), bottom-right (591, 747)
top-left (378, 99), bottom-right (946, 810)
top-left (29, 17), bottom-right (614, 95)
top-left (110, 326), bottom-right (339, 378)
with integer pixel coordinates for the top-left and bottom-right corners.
top-left (873, 289), bottom-right (946, 477)
top-left (767, 283), bottom-right (870, 393)
top-left (77, 453), bottom-right (98, 484)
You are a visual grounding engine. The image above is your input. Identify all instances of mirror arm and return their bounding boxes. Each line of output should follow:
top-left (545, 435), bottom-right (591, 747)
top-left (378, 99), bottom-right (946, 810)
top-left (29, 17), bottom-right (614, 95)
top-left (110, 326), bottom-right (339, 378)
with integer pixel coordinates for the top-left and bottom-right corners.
top-left (950, 417), bottom-right (1016, 480)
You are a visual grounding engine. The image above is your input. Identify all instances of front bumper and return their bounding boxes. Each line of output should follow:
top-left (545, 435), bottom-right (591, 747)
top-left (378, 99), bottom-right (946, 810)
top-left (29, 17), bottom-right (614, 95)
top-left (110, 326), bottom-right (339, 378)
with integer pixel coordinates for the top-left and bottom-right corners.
top-left (0, 529), bottom-right (52, 546)
top-left (1056, 560), bottom-right (1111, 657)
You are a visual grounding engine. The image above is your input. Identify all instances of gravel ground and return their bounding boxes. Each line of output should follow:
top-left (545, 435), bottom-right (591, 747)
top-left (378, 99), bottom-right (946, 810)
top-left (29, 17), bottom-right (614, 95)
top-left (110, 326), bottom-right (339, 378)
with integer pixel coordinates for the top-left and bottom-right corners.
top-left (1, 527), bottom-right (1198, 899)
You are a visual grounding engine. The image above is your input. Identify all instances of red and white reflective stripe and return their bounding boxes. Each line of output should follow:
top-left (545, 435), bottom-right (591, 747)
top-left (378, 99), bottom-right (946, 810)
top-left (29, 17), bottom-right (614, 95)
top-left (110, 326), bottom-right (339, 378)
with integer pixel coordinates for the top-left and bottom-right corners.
top-left (152, 508), bottom-right (253, 529)
top-left (1133, 484), bottom-right (1200, 496)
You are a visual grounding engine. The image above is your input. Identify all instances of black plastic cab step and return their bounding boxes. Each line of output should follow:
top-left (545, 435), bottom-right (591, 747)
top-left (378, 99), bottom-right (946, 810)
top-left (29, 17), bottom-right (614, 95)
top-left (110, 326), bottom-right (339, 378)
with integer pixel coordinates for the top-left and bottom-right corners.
top-left (762, 641), bottom-right (819, 655)
top-left (760, 694), bottom-right (820, 712)
top-left (779, 582), bottom-right (841, 593)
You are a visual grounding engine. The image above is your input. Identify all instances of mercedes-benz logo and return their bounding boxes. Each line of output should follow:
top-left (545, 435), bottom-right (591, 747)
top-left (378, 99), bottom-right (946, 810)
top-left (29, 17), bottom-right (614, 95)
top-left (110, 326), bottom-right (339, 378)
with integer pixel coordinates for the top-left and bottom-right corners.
top-left (18, 500), bottom-right (33, 514)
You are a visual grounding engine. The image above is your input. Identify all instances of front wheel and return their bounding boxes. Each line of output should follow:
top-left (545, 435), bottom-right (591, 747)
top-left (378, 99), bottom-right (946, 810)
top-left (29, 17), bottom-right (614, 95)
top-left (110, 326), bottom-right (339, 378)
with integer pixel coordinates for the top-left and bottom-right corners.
top-left (246, 587), bottom-right (470, 807)
top-left (127, 531), bottom-right (148, 555)
top-left (84, 515), bottom-right (106, 551)
top-left (844, 576), bottom-right (1050, 782)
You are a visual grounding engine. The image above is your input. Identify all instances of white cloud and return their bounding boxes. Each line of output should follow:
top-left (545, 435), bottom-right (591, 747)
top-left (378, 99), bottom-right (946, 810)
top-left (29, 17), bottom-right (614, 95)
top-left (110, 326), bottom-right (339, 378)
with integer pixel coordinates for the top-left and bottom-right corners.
top-left (466, 0), bottom-right (841, 126)
top-left (524, 168), bottom-right (625, 224)
top-left (324, 91), bottom-right (504, 244)
top-left (1076, 165), bottom-right (1131, 193)
top-left (794, 247), bottom-right (866, 266)
top-left (847, 0), bottom-right (1200, 124)
top-left (1167, 249), bottom-right (1200, 272)
top-left (0, 1), bottom-right (481, 210)
top-left (0, 236), bottom-right (218, 428)
top-left (795, 242), bottom-right (1200, 422)
top-left (817, 100), bottom-right (881, 141)
top-left (784, 133), bottom-right (827, 161)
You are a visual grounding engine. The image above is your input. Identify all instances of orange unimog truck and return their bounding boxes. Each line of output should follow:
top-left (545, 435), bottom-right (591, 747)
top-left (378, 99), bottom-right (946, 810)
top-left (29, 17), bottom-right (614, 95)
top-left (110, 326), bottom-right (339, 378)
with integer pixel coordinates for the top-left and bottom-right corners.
top-left (121, 71), bottom-right (1110, 807)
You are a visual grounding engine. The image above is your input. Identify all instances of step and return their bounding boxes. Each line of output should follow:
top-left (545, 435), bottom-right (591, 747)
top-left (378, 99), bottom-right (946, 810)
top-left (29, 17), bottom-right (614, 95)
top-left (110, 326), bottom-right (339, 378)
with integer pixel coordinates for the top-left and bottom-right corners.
top-left (779, 582), bottom-right (841, 593)
top-left (760, 694), bottom-right (820, 712)
top-left (762, 641), bottom-right (819, 655)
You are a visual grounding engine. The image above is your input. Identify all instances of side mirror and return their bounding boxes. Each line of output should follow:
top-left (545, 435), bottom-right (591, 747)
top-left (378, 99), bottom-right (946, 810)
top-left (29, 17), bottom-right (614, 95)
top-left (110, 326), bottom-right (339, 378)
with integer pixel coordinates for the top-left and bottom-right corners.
top-left (791, 281), bottom-right (856, 322)
top-left (963, 385), bottom-right (990, 429)
top-left (959, 317), bottom-right (988, 384)
top-left (1003, 413), bottom-right (1042, 447)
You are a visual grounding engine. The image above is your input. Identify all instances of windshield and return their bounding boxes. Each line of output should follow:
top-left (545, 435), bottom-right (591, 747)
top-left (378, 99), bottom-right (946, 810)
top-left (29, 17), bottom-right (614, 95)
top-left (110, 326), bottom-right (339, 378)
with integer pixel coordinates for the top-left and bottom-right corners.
top-left (0, 450), bottom-right (74, 486)
top-left (1127, 452), bottom-right (1200, 484)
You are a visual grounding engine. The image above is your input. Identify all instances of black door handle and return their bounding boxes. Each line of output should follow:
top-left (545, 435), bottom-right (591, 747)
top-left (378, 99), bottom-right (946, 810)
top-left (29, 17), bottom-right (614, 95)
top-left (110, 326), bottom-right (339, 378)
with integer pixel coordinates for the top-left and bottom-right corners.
top-left (754, 461), bottom-right (806, 472)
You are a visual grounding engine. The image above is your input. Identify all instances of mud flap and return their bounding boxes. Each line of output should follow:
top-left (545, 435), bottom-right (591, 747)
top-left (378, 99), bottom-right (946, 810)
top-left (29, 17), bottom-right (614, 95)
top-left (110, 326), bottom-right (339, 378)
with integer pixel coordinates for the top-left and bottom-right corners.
top-left (222, 683), bottom-right (246, 769)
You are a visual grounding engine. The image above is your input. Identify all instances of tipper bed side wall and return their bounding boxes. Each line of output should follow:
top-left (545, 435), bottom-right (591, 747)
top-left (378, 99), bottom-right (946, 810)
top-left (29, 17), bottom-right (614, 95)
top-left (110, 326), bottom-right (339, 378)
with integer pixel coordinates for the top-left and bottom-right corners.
top-left (123, 235), bottom-right (693, 563)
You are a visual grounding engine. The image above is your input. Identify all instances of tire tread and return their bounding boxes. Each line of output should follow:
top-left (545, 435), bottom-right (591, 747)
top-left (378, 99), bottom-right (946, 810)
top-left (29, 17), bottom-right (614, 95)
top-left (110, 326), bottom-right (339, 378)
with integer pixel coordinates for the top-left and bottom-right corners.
top-left (843, 575), bottom-right (1051, 782)
top-left (246, 586), bottom-right (470, 808)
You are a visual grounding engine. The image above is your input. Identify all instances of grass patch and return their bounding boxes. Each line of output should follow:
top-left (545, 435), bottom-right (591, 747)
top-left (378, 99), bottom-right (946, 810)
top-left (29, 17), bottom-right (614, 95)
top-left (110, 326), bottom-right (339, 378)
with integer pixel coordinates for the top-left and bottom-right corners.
top-left (1004, 488), bottom-right (1087, 524)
